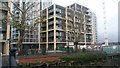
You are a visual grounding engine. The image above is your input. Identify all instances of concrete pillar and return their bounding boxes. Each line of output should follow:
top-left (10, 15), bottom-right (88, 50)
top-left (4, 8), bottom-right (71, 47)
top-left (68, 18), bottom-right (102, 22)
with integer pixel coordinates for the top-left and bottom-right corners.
top-left (46, 8), bottom-right (48, 51)
top-left (65, 8), bottom-right (68, 46)
top-left (84, 15), bottom-right (87, 48)
top-left (6, 0), bottom-right (11, 55)
top-left (53, 4), bottom-right (56, 52)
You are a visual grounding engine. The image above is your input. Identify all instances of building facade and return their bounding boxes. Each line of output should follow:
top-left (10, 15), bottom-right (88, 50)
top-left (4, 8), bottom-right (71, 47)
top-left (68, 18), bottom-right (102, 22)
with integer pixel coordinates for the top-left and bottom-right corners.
top-left (40, 3), bottom-right (94, 51)
top-left (11, 0), bottom-right (52, 49)
top-left (0, 0), bottom-right (11, 55)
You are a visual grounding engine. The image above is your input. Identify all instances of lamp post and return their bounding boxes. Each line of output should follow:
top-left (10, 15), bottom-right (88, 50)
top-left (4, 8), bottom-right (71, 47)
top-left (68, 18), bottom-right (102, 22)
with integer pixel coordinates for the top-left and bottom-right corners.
top-left (7, 39), bottom-right (17, 68)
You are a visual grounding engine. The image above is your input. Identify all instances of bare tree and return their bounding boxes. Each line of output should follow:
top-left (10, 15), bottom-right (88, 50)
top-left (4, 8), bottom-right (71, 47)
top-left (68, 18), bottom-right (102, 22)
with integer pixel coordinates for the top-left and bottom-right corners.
top-left (2, 0), bottom-right (41, 50)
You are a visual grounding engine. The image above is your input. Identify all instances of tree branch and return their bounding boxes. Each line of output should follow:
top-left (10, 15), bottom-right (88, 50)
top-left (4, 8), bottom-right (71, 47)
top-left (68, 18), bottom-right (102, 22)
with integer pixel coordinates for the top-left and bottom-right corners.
top-left (11, 1), bottom-right (23, 13)
top-left (25, 2), bottom-right (40, 12)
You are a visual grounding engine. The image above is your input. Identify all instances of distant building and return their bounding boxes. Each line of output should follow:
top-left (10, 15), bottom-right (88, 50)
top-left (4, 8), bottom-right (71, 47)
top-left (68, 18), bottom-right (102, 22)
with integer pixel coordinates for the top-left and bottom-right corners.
top-left (40, 0), bottom-right (52, 10)
top-left (40, 3), bottom-right (94, 51)
top-left (118, 2), bottom-right (120, 45)
top-left (92, 13), bottom-right (98, 44)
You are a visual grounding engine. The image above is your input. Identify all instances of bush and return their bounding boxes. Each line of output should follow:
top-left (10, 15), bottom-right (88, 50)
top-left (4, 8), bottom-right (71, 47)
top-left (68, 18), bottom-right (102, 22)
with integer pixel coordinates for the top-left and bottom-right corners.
top-left (41, 49), bottom-right (46, 55)
top-left (60, 52), bottom-right (107, 63)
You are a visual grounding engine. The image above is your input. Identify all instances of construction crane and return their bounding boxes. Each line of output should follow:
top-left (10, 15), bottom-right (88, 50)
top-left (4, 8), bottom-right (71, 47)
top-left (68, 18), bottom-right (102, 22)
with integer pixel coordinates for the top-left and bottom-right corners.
top-left (102, 0), bottom-right (108, 46)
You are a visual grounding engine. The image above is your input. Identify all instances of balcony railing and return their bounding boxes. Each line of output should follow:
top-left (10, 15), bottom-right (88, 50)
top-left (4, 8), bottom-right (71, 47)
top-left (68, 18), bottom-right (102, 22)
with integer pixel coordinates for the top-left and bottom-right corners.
top-left (48, 34), bottom-right (54, 37)
top-left (48, 26), bottom-right (53, 29)
top-left (48, 9), bottom-right (54, 14)
top-left (0, 5), bottom-right (8, 10)
top-left (56, 26), bottom-right (62, 29)
top-left (49, 39), bottom-right (53, 42)
top-left (41, 28), bottom-right (46, 31)
top-left (49, 15), bottom-right (54, 18)
top-left (41, 35), bottom-right (46, 37)
top-left (86, 23), bottom-right (91, 25)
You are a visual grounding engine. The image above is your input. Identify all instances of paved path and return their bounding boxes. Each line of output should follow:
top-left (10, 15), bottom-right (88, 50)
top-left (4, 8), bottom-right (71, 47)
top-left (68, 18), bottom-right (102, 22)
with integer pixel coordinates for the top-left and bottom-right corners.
top-left (2, 55), bottom-right (9, 67)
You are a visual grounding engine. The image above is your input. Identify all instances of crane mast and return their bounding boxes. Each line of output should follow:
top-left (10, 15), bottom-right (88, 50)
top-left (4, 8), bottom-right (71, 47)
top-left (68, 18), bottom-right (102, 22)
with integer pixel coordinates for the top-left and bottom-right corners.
top-left (103, 0), bottom-right (108, 46)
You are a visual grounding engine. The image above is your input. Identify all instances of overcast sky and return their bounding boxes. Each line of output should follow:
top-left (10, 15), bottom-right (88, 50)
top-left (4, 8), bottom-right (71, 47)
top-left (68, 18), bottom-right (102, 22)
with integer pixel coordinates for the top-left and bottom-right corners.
top-left (53, 0), bottom-right (119, 43)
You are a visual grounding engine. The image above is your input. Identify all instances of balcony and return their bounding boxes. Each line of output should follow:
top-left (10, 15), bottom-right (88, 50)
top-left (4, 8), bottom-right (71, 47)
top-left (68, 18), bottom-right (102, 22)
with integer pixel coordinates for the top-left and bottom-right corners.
top-left (56, 26), bottom-right (62, 30)
top-left (80, 39), bottom-right (84, 42)
top-left (86, 23), bottom-right (92, 25)
top-left (81, 30), bottom-right (84, 32)
top-left (87, 31), bottom-right (92, 34)
top-left (48, 9), bottom-right (54, 14)
top-left (68, 17), bottom-right (73, 21)
top-left (56, 20), bottom-right (61, 25)
top-left (48, 34), bottom-right (54, 37)
top-left (41, 23), bottom-right (46, 27)
top-left (48, 21), bottom-right (54, 26)
top-left (86, 39), bottom-right (92, 42)
top-left (49, 15), bottom-right (54, 18)
top-left (13, 36), bottom-right (19, 39)
top-left (41, 34), bottom-right (46, 38)
top-left (48, 26), bottom-right (54, 29)
top-left (41, 28), bottom-right (46, 31)
top-left (56, 38), bottom-right (64, 42)
top-left (56, 14), bottom-right (62, 17)
top-left (41, 39), bottom-right (46, 42)
top-left (48, 38), bottom-right (54, 42)
top-left (0, 4), bottom-right (8, 11)
top-left (87, 27), bottom-right (92, 30)
top-left (86, 35), bottom-right (92, 39)
top-left (56, 13), bottom-right (65, 18)
top-left (56, 33), bottom-right (61, 37)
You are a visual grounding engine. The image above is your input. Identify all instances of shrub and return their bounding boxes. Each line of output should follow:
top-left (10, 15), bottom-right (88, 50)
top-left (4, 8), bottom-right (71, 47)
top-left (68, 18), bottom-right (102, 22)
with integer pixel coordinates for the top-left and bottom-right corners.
top-left (60, 52), bottom-right (107, 64)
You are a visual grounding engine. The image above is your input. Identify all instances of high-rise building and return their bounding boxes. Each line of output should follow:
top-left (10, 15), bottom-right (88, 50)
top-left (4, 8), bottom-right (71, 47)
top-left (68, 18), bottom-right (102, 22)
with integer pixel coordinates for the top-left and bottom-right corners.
top-left (92, 13), bottom-right (97, 44)
top-left (40, 3), bottom-right (94, 51)
top-left (0, 0), bottom-right (11, 55)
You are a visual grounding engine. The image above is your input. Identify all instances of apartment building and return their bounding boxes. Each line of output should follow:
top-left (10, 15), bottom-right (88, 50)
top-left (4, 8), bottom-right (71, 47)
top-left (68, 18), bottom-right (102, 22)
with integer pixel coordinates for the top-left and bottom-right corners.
top-left (40, 3), bottom-right (94, 51)
top-left (0, 0), bottom-right (52, 55)
top-left (11, 0), bottom-right (52, 49)
top-left (0, 0), bottom-right (11, 55)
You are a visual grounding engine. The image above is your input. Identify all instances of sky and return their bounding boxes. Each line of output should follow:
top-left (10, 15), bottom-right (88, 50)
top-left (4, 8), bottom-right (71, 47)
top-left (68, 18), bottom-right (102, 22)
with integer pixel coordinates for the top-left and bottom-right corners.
top-left (53, 0), bottom-right (119, 43)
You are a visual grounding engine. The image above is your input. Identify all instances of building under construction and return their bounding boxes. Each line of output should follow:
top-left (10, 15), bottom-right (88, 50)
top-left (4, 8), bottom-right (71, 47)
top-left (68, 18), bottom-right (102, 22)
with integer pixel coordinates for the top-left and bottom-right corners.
top-left (40, 3), bottom-right (95, 51)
